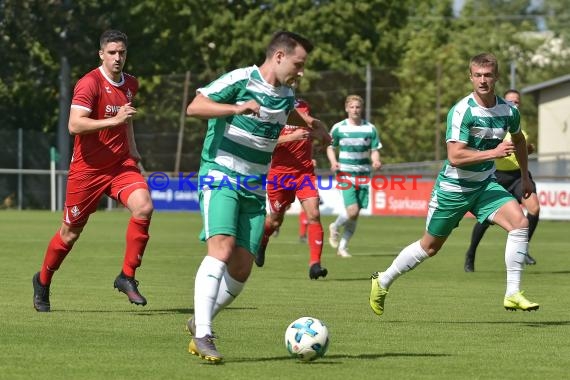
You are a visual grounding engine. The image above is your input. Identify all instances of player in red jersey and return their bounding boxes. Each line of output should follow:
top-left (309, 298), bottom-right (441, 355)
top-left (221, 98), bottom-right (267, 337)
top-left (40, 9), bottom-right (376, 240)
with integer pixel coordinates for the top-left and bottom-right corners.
top-left (32, 30), bottom-right (153, 312)
top-left (255, 99), bottom-right (331, 279)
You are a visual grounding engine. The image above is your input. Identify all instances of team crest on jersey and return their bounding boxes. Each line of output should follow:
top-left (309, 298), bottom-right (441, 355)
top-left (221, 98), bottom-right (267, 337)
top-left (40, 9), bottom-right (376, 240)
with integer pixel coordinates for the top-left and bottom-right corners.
top-left (126, 88), bottom-right (133, 102)
top-left (104, 85), bottom-right (112, 94)
top-left (272, 200), bottom-right (283, 211)
top-left (70, 205), bottom-right (80, 218)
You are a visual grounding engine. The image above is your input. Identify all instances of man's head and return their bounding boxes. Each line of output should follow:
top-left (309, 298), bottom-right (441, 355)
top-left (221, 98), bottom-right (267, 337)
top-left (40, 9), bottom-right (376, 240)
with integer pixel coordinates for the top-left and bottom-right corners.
top-left (265, 31), bottom-right (313, 87)
top-left (469, 53), bottom-right (499, 98)
top-left (504, 89), bottom-right (521, 107)
top-left (99, 30), bottom-right (128, 50)
top-left (345, 95), bottom-right (364, 121)
top-left (98, 30), bottom-right (129, 78)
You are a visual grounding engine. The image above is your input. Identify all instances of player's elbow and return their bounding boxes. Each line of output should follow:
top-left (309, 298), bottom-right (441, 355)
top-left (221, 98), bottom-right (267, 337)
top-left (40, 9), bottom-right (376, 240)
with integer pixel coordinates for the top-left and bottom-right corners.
top-left (68, 120), bottom-right (91, 136)
top-left (68, 122), bottom-right (80, 136)
top-left (447, 154), bottom-right (463, 167)
top-left (448, 159), bottom-right (465, 168)
top-left (186, 103), bottom-right (197, 117)
top-left (186, 103), bottom-right (210, 119)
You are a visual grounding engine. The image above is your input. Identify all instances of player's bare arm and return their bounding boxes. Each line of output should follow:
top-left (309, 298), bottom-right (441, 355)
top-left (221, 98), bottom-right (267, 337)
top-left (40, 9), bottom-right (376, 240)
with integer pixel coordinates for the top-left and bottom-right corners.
top-left (291, 109), bottom-right (331, 144)
top-left (277, 128), bottom-right (310, 144)
top-left (287, 107), bottom-right (331, 146)
top-left (326, 146), bottom-right (340, 171)
top-left (446, 140), bottom-right (515, 167)
top-left (126, 119), bottom-right (142, 162)
top-left (186, 93), bottom-right (260, 119)
top-left (311, 121), bottom-right (332, 146)
top-left (511, 130), bottom-right (529, 166)
top-left (511, 131), bottom-right (532, 198)
top-left (371, 150), bottom-right (382, 170)
top-left (68, 102), bottom-right (137, 135)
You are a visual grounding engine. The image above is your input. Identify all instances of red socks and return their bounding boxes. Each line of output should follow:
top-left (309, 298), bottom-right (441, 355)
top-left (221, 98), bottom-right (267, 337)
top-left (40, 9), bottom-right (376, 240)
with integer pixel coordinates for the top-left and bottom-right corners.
top-left (261, 218), bottom-right (276, 250)
top-left (122, 217), bottom-right (150, 277)
top-left (307, 222), bottom-right (324, 266)
top-left (38, 217), bottom-right (150, 285)
top-left (40, 231), bottom-right (72, 285)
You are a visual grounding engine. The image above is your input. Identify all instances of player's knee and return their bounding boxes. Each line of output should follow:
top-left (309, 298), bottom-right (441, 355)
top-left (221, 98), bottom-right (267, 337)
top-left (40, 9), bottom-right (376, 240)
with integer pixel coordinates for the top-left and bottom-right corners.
top-left (141, 202), bottom-right (154, 217)
top-left (270, 218), bottom-right (282, 230)
top-left (60, 228), bottom-right (81, 246)
top-left (514, 215), bottom-right (529, 230)
top-left (133, 201), bottom-right (154, 219)
top-left (305, 210), bottom-right (321, 223)
top-left (227, 251), bottom-right (252, 282)
top-left (424, 244), bottom-right (442, 257)
top-left (346, 206), bottom-right (359, 219)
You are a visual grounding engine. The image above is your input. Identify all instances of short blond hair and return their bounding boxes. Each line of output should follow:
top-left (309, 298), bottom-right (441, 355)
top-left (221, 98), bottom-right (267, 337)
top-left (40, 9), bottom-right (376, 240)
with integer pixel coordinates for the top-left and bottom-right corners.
top-left (469, 53), bottom-right (498, 75)
top-left (345, 95), bottom-right (363, 107)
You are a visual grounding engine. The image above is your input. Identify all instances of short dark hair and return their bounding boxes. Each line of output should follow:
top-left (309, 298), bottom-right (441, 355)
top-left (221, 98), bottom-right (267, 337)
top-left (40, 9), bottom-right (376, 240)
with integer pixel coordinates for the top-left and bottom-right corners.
top-left (469, 53), bottom-right (498, 75)
top-left (503, 89), bottom-right (520, 97)
top-left (99, 30), bottom-right (128, 49)
top-left (265, 31), bottom-right (313, 58)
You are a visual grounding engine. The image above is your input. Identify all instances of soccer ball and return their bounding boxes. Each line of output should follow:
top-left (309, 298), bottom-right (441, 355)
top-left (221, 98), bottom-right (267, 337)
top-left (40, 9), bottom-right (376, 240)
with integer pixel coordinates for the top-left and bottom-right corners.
top-left (284, 316), bottom-right (330, 362)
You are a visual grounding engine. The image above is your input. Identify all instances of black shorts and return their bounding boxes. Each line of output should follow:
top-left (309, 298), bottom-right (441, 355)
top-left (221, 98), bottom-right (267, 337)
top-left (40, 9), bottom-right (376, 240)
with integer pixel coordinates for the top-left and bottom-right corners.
top-left (494, 170), bottom-right (537, 203)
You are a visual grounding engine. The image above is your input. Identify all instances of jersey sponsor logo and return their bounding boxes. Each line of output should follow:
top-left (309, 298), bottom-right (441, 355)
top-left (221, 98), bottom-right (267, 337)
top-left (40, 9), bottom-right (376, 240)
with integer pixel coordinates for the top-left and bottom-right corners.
top-left (104, 104), bottom-right (122, 118)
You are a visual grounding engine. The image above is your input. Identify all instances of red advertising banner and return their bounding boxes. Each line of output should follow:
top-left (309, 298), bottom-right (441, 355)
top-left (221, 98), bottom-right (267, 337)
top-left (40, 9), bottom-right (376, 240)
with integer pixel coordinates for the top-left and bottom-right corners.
top-left (371, 180), bottom-right (434, 217)
top-left (536, 181), bottom-right (570, 220)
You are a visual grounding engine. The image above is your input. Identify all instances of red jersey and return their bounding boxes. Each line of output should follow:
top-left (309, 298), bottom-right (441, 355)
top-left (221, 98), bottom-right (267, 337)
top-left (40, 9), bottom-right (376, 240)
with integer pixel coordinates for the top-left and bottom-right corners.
top-left (269, 100), bottom-right (314, 174)
top-left (69, 67), bottom-right (139, 172)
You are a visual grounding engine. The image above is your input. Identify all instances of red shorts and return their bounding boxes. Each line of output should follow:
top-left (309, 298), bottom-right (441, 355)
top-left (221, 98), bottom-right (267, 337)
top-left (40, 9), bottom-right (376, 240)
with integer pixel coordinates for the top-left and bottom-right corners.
top-left (266, 171), bottom-right (319, 214)
top-left (63, 158), bottom-right (148, 227)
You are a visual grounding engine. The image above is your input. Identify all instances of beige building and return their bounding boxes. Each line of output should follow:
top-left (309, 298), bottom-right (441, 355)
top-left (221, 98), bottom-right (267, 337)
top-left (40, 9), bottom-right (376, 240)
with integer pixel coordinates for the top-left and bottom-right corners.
top-left (522, 74), bottom-right (570, 162)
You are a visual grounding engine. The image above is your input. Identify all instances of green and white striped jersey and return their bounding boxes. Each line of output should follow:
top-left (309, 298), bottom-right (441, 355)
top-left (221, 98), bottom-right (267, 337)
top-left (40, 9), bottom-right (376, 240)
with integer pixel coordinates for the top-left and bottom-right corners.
top-left (438, 93), bottom-right (520, 192)
top-left (197, 65), bottom-right (295, 198)
top-left (329, 119), bottom-right (382, 180)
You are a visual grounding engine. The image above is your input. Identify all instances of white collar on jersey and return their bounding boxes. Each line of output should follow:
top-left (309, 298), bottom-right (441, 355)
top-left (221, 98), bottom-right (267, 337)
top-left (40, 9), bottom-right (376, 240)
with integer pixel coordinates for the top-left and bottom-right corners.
top-left (98, 66), bottom-right (125, 87)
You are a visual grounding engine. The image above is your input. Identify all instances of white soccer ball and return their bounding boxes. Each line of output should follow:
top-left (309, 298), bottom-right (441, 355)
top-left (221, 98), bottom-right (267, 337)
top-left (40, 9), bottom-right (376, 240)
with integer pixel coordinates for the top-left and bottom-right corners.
top-left (284, 316), bottom-right (330, 362)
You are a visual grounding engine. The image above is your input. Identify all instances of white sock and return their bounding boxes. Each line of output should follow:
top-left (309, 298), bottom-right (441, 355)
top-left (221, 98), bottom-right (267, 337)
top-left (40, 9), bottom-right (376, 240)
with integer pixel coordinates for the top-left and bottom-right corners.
top-left (380, 240), bottom-right (429, 289)
top-left (212, 271), bottom-right (245, 318)
top-left (333, 213), bottom-right (348, 229)
top-left (505, 228), bottom-right (528, 297)
top-left (339, 219), bottom-right (356, 250)
top-left (194, 256), bottom-right (226, 338)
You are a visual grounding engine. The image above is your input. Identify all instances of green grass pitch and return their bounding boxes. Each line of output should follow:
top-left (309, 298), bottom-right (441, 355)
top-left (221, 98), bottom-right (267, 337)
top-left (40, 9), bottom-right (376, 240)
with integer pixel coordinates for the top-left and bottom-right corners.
top-left (1, 210), bottom-right (569, 379)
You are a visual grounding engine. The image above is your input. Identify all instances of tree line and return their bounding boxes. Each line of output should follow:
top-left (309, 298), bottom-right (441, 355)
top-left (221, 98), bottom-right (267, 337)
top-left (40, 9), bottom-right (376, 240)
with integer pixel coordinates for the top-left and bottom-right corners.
top-left (1, 0), bottom-right (569, 165)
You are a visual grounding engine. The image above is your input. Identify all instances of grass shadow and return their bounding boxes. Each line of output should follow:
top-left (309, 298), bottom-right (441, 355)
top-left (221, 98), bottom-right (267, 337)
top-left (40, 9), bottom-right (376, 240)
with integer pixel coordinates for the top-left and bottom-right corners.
top-left (54, 306), bottom-right (258, 315)
top-left (228, 352), bottom-right (451, 364)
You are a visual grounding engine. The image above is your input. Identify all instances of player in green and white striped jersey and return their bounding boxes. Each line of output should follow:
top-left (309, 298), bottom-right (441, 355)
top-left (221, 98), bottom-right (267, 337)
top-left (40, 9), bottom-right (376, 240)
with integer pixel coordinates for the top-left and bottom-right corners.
top-left (369, 53), bottom-right (539, 318)
top-left (327, 95), bottom-right (382, 257)
top-left (185, 31), bottom-right (323, 362)
top-left (197, 66), bottom-right (295, 198)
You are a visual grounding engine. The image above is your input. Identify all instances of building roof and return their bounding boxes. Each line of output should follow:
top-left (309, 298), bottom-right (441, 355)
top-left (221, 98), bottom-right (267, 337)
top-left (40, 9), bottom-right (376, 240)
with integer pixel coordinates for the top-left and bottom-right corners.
top-left (521, 74), bottom-right (570, 94)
